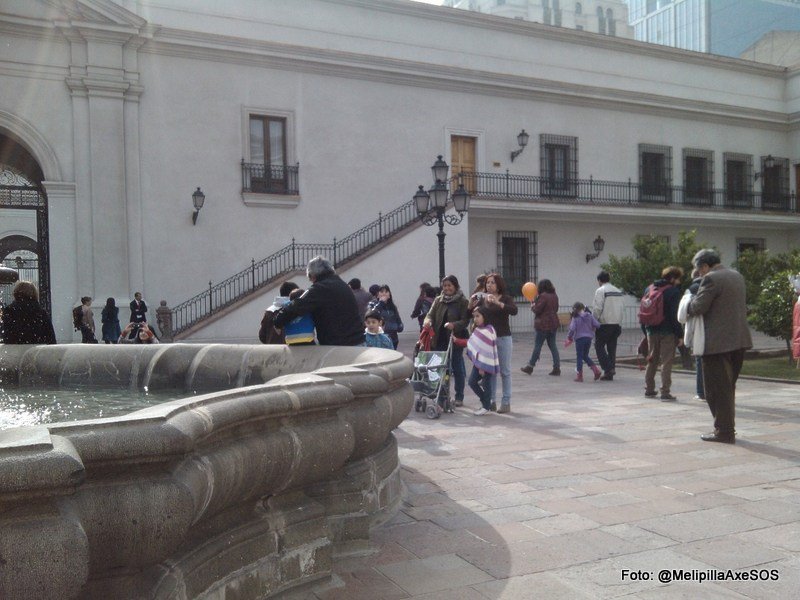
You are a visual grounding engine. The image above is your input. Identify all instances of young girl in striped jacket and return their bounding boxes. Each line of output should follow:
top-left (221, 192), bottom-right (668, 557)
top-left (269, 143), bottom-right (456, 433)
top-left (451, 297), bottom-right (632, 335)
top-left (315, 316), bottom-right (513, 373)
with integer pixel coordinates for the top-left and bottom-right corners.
top-left (466, 306), bottom-right (500, 416)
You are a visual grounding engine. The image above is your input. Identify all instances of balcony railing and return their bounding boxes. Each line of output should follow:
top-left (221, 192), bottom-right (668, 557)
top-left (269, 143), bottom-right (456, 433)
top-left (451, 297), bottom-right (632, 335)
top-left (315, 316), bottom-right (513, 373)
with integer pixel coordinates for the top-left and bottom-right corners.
top-left (241, 161), bottom-right (300, 195)
top-left (459, 171), bottom-right (797, 213)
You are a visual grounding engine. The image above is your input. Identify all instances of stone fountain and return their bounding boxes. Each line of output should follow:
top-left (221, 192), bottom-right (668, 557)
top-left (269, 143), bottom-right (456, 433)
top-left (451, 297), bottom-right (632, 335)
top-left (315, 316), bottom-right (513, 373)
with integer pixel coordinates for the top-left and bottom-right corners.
top-left (0, 343), bottom-right (412, 599)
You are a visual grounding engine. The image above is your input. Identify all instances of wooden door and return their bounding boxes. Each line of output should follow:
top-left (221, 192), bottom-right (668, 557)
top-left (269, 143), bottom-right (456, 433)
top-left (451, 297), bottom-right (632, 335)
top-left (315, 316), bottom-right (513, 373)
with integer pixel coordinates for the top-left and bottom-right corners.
top-left (450, 136), bottom-right (476, 194)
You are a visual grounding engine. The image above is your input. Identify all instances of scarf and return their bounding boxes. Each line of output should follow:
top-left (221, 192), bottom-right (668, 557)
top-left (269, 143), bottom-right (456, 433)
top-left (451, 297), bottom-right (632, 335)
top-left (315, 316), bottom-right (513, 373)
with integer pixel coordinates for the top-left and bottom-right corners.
top-left (440, 290), bottom-right (465, 304)
top-left (466, 324), bottom-right (499, 374)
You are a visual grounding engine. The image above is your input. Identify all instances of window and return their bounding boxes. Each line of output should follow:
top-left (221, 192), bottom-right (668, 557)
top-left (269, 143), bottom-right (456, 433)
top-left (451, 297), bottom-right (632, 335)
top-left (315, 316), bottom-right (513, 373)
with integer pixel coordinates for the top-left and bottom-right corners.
top-left (543, 0), bottom-right (551, 24)
top-left (723, 152), bottom-right (752, 208)
top-left (639, 144), bottom-right (672, 203)
top-left (248, 115), bottom-right (287, 193)
top-left (736, 238), bottom-right (765, 259)
top-left (242, 110), bottom-right (299, 201)
top-left (760, 156), bottom-right (790, 211)
top-left (682, 148), bottom-right (713, 205)
top-left (597, 6), bottom-right (606, 34)
top-left (497, 231), bottom-right (537, 300)
top-left (540, 134), bottom-right (578, 196)
top-left (575, 2), bottom-right (582, 15)
top-left (606, 8), bottom-right (615, 36)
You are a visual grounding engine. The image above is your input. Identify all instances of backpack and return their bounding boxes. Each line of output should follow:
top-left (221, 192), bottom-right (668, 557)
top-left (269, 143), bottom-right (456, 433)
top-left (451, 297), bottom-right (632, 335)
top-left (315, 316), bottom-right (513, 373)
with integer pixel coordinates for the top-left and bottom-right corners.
top-left (638, 284), bottom-right (667, 327)
top-left (72, 305), bottom-right (83, 331)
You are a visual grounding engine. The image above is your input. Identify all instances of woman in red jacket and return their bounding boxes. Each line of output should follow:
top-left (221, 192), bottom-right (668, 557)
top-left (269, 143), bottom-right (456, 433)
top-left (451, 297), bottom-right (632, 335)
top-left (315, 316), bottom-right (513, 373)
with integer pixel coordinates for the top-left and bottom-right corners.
top-left (520, 279), bottom-right (561, 376)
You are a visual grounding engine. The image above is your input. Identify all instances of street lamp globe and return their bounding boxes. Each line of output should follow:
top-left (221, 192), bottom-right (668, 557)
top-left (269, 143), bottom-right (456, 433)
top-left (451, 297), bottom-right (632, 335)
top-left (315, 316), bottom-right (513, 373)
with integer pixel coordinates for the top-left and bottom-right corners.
top-left (414, 185), bottom-right (430, 215)
top-left (452, 183), bottom-right (469, 214)
top-left (431, 155), bottom-right (449, 184)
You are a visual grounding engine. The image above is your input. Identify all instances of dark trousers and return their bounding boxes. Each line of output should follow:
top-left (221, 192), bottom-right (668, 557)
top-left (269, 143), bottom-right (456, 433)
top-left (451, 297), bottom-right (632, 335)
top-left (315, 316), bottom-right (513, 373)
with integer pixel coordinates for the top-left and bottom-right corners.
top-left (595, 324), bottom-right (621, 374)
top-left (387, 331), bottom-right (399, 349)
top-left (701, 349), bottom-right (745, 436)
top-left (468, 366), bottom-right (494, 410)
top-left (696, 357), bottom-right (705, 398)
top-left (80, 325), bottom-right (98, 344)
top-left (451, 344), bottom-right (466, 402)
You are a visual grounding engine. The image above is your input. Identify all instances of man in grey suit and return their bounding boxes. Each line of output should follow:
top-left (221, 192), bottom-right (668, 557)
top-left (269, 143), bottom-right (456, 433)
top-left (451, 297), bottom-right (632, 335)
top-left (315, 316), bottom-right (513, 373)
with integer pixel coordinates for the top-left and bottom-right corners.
top-left (687, 249), bottom-right (752, 444)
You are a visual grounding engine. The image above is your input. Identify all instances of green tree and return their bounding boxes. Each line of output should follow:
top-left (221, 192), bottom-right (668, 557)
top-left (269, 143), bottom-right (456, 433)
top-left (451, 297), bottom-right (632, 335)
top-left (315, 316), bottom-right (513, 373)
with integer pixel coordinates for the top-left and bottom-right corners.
top-left (734, 248), bottom-right (800, 307)
top-left (601, 230), bottom-right (706, 299)
top-left (749, 271), bottom-right (797, 360)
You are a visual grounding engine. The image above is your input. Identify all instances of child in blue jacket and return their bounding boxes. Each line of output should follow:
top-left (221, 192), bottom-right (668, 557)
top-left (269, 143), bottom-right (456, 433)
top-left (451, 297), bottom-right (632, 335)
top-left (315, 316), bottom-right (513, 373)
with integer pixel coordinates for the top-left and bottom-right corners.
top-left (364, 310), bottom-right (394, 349)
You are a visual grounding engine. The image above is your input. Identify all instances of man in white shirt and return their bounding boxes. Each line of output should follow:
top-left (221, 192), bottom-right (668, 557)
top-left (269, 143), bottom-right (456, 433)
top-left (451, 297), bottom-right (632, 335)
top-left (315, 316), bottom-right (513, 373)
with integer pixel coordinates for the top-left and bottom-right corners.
top-left (592, 271), bottom-right (625, 381)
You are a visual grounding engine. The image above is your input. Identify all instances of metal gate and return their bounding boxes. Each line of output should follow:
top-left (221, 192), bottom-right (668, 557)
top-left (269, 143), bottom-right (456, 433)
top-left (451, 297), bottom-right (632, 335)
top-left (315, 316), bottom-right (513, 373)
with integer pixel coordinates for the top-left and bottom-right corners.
top-left (0, 167), bottom-right (51, 314)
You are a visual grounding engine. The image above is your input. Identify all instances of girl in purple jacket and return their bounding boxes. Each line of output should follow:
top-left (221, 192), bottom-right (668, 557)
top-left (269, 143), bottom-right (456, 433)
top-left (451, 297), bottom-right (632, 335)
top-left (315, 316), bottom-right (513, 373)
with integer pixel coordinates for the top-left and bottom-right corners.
top-left (565, 302), bottom-right (601, 382)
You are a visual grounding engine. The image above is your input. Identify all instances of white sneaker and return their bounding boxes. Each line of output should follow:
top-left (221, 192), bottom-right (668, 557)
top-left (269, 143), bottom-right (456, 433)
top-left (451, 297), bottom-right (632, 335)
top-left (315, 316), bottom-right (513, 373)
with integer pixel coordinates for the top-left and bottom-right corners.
top-left (473, 407), bottom-right (489, 416)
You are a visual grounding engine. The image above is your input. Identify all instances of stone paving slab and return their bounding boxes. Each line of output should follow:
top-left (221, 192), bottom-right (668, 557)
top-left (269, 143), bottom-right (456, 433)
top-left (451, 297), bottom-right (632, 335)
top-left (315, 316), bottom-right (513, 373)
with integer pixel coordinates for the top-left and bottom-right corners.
top-left (306, 343), bottom-right (800, 599)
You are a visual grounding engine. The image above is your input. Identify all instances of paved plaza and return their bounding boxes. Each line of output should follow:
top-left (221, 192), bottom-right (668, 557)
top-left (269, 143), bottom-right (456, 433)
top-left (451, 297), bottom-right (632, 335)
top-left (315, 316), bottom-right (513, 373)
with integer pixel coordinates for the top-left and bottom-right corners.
top-left (295, 333), bottom-right (800, 600)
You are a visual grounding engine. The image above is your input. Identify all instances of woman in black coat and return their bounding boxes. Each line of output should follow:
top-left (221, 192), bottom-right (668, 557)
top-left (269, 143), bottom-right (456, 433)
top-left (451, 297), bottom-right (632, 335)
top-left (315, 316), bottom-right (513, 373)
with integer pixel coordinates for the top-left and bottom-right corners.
top-left (1, 280), bottom-right (56, 344)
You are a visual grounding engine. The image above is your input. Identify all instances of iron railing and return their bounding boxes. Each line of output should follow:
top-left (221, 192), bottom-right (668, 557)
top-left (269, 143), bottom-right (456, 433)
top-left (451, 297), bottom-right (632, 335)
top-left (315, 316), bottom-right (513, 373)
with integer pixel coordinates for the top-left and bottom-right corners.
top-left (241, 161), bottom-right (300, 195)
top-left (171, 199), bottom-right (419, 335)
top-left (460, 171), bottom-right (797, 212)
top-left (173, 168), bottom-right (799, 336)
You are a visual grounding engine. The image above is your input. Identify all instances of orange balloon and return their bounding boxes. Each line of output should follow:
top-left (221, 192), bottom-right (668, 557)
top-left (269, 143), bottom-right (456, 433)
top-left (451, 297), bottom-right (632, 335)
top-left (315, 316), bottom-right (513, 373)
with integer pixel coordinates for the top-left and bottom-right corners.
top-left (522, 281), bottom-right (538, 301)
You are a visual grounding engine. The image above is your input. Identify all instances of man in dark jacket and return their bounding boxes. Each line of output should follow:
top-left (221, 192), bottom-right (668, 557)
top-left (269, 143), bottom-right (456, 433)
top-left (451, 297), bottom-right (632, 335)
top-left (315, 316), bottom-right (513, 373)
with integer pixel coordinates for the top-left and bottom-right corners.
top-left (643, 266), bottom-right (684, 401)
top-left (129, 292), bottom-right (148, 323)
top-left (687, 249), bottom-right (752, 444)
top-left (274, 256), bottom-right (365, 346)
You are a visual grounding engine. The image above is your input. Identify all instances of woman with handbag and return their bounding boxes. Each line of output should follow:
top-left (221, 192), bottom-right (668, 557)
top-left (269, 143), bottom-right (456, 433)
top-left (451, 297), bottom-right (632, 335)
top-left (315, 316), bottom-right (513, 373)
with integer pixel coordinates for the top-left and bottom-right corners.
top-left (423, 275), bottom-right (471, 407)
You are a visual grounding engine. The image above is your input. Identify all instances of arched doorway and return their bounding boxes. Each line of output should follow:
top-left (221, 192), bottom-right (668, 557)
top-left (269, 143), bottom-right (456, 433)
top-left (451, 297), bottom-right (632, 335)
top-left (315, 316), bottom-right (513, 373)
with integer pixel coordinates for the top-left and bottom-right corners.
top-left (0, 132), bottom-right (51, 314)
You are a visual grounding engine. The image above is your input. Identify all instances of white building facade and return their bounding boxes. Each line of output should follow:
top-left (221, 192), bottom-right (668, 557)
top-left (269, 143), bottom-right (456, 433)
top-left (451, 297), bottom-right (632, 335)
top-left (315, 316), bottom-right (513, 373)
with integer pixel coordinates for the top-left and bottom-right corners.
top-left (1, 0), bottom-right (798, 342)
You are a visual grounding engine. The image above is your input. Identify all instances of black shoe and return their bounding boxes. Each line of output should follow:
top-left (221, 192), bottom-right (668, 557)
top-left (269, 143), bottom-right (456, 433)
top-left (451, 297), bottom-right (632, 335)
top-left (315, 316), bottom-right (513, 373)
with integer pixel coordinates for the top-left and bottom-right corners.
top-left (701, 432), bottom-right (735, 444)
top-left (644, 390), bottom-right (657, 398)
top-left (599, 373), bottom-right (613, 381)
top-left (660, 393), bottom-right (677, 402)
top-left (548, 368), bottom-right (560, 376)
top-left (489, 402), bottom-right (497, 412)
top-left (454, 400), bottom-right (463, 407)
top-left (520, 365), bottom-right (533, 375)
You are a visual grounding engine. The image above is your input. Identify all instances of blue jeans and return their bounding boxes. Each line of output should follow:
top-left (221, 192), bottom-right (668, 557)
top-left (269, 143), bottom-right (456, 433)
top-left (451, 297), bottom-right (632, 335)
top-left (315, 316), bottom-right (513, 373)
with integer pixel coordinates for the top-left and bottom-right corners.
top-left (451, 343), bottom-right (466, 401)
top-left (490, 335), bottom-right (513, 407)
top-left (528, 330), bottom-right (560, 368)
top-left (468, 366), bottom-right (495, 410)
top-left (575, 337), bottom-right (596, 372)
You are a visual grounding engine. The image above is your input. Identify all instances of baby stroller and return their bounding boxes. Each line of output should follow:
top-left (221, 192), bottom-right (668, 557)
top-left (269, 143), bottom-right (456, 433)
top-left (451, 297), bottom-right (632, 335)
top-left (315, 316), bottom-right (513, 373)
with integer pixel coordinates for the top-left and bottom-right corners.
top-left (411, 326), bottom-right (455, 419)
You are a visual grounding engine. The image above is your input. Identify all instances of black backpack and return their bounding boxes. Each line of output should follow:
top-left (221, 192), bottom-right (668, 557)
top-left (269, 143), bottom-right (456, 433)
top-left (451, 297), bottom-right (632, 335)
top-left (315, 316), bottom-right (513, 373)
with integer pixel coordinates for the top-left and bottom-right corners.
top-left (72, 305), bottom-right (83, 331)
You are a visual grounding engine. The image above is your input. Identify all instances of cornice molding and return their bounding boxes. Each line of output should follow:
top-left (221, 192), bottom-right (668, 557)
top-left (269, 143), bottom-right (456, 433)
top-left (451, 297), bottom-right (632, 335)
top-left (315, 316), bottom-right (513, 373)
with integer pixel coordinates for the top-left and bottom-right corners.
top-left (320, 0), bottom-right (787, 78)
top-left (469, 199), bottom-right (800, 228)
top-left (140, 30), bottom-right (790, 131)
top-left (67, 76), bottom-right (130, 99)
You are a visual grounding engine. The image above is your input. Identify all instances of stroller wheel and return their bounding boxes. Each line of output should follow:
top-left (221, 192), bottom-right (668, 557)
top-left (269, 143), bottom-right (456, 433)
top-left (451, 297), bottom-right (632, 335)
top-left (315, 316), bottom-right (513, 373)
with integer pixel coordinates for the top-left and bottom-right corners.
top-left (414, 398), bottom-right (422, 412)
top-left (426, 404), bottom-right (440, 419)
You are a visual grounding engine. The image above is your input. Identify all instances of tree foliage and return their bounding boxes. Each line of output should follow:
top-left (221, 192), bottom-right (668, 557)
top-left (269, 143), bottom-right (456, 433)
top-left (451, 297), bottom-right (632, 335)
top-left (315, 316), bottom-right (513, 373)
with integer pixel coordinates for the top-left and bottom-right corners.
top-left (734, 248), bottom-right (800, 307)
top-left (748, 271), bottom-right (797, 358)
top-left (601, 230), bottom-right (706, 299)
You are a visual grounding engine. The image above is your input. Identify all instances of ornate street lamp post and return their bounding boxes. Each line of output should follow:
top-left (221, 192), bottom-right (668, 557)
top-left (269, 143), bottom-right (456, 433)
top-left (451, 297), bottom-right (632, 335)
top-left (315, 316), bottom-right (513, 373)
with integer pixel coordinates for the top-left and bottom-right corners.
top-left (414, 156), bottom-right (470, 282)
